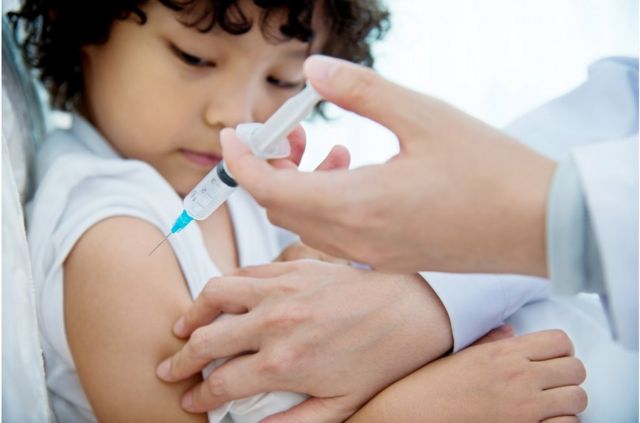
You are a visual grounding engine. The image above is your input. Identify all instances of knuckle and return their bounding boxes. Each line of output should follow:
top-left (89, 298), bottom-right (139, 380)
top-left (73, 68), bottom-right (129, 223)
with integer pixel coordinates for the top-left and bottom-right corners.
top-left (205, 374), bottom-right (228, 398)
top-left (252, 278), bottom-right (274, 299)
top-left (339, 65), bottom-right (378, 107)
top-left (261, 284), bottom-right (293, 303)
top-left (258, 350), bottom-right (286, 376)
top-left (202, 281), bottom-right (224, 302)
top-left (260, 346), bottom-right (302, 376)
top-left (188, 328), bottom-right (211, 360)
top-left (167, 355), bottom-right (183, 379)
top-left (263, 304), bottom-right (308, 331)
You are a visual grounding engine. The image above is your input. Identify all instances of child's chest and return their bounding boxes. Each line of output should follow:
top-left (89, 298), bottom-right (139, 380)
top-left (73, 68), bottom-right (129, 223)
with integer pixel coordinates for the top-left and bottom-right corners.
top-left (197, 204), bottom-right (238, 275)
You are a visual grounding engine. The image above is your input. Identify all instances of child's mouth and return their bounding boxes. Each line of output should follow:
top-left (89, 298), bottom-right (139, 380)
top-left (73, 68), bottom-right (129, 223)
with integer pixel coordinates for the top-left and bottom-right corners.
top-left (180, 148), bottom-right (222, 168)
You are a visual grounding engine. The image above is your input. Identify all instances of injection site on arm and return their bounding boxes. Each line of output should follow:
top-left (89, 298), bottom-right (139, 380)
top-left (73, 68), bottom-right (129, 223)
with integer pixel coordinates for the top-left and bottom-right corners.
top-left (149, 84), bottom-right (322, 255)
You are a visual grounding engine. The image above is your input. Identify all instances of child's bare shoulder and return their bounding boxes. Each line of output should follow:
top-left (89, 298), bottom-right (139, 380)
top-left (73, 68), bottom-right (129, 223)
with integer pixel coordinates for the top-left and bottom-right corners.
top-left (65, 216), bottom-right (183, 290)
top-left (63, 216), bottom-right (206, 422)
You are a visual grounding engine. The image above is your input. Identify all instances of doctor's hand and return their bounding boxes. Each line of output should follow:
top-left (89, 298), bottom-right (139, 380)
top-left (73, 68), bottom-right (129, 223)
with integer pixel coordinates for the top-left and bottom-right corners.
top-left (157, 260), bottom-right (453, 422)
top-left (220, 55), bottom-right (556, 276)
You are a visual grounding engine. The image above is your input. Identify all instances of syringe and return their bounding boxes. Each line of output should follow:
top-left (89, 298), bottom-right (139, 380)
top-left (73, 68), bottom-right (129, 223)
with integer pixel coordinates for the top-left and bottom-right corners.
top-left (148, 84), bottom-right (322, 256)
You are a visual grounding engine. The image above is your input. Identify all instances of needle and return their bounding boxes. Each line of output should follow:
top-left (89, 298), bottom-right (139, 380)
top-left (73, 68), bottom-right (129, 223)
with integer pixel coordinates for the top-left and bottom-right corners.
top-left (148, 232), bottom-right (172, 256)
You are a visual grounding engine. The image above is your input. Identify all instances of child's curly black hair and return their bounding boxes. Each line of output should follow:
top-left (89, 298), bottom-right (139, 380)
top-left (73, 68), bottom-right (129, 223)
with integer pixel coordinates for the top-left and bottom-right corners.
top-left (8, 0), bottom-right (390, 112)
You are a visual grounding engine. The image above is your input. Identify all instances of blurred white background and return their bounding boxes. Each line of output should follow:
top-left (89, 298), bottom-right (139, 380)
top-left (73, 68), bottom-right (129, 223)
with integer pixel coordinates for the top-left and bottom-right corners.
top-left (301, 0), bottom-right (639, 169)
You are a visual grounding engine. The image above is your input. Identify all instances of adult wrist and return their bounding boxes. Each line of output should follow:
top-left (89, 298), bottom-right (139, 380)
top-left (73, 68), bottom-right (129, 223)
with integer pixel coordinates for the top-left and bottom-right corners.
top-left (494, 142), bottom-right (556, 277)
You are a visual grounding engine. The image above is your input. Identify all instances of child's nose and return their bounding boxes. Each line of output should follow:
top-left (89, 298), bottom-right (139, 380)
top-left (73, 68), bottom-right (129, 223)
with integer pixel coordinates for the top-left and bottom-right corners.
top-left (203, 83), bottom-right (256, 129)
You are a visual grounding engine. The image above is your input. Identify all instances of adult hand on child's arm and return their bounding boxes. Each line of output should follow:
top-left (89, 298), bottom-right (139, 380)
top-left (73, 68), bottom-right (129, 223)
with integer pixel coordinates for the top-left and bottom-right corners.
top-left (221, 55), bottom-right (556, 276)
top-left (157, 261), bottom-right (453, 422)
top-left (348, 328), bottom-right (587, 423)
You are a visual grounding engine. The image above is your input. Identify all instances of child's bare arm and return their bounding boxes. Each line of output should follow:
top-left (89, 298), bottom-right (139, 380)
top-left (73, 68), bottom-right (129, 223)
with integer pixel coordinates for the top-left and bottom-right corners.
top-left (347, 329), bottom-right (587, 423)
top-left (64, 216), bottom-right (207, 422)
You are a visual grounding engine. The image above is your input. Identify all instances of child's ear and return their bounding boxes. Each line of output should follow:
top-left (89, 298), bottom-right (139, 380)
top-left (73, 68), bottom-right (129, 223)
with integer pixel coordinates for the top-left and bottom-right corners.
top-left (309, 3), bottom-right (329, 52)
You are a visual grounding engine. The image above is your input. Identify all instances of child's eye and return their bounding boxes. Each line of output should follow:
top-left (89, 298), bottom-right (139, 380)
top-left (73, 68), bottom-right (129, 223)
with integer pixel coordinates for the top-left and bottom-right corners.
top-left (267, 76), bottom-right (303, 90)
top-left (171, 44), bottom-right (214, 68)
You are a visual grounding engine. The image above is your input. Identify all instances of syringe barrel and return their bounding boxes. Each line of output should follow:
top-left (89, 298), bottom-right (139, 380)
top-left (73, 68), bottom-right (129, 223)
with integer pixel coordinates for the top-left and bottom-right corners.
top-left (183, 161), bottom-right (237, 220)
top-left (180, 85), bottom-right (321, 223)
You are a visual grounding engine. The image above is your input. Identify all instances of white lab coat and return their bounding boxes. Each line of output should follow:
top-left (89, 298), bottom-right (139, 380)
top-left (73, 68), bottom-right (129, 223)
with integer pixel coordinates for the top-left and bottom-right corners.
top-left (505, 56), bottom-right (639, 350)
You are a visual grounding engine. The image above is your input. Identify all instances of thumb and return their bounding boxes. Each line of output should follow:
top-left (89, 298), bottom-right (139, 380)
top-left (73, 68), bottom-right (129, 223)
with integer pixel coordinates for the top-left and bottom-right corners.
top-left (260, 397), bottom-right (353, 423)
top-left (304, 55), bottom-right (422, 140)
top-left (220, 127), bottom-right (280, 204)
top-left (314, 145), bottom-right (351, 171)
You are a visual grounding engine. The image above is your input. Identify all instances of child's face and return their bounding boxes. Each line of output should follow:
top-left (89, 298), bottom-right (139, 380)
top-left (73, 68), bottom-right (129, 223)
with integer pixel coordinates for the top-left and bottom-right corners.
top-left (82, 1), bottom-right (321, 196)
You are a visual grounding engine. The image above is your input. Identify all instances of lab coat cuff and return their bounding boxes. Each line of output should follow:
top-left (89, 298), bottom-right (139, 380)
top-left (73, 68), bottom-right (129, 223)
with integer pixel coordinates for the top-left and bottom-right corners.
top-left (547, 156), bottom-right (605, 295)
top-left (420, 272), bottom-right (505, 352)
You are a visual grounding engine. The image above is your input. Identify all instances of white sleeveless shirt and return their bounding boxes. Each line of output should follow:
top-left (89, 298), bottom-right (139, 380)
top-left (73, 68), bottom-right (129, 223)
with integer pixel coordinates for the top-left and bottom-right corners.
top-left (27, 114), bottom-right (305, 422)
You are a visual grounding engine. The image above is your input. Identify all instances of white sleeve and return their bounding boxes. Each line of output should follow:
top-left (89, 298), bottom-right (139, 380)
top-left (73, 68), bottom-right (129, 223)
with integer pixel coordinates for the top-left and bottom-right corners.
top-left (506, 56), bottom-right (638, 350)
top-left (421, 272), bottom-right (549, 351)
top-left (548, 138), bottom-right (639, 350)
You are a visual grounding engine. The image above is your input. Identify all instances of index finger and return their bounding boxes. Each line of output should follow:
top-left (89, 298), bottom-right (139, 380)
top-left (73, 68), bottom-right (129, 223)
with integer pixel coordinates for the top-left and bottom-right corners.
top-left (173, 277), bottom-right (262, 338)
top-left (221, 128), bottom-right (347, 214)
top-left (158, 313), bottom-right (261, 383)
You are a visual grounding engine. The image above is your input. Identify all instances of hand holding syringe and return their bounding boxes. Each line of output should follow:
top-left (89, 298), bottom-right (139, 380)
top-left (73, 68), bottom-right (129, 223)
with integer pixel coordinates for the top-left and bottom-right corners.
top-left (149, 84), bottom-right (322, 256)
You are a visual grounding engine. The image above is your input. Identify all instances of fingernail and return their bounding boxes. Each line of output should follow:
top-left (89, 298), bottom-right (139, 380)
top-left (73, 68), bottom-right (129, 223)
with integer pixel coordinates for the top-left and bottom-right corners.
top-left (173, 317), bottom-right (186, 336)
top-left (156, 359), bottom-right (171, 381)
top-left (304, 55), bottom-right (340, 83)
top-left (182, 391), bottom-right (194, 411)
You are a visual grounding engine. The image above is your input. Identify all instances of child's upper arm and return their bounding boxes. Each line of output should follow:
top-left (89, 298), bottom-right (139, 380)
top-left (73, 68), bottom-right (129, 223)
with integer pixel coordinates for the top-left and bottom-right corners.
top-left (63, 216), bottom-right (208, 422)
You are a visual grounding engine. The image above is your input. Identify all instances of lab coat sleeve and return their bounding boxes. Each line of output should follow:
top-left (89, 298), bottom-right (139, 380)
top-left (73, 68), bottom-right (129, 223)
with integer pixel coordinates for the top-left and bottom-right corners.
top-left (421, 272), bottom-right (549, 351)
top-left (548, 137), bottom-right (639, 350)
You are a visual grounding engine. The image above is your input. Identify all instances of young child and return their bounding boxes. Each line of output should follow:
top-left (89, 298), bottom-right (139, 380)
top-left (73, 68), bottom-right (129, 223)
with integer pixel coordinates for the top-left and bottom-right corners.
top-left (11, 0), bottom-right (389, 421)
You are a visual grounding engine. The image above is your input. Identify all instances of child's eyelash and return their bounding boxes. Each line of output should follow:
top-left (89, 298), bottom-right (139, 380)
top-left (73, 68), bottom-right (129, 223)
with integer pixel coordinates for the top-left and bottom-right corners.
top-left (169, 43), bottom-right (299, 89)
top-left (267, 76), bottom-right (302, 90)
top-left (170, 44), bottom-right (214, 67)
